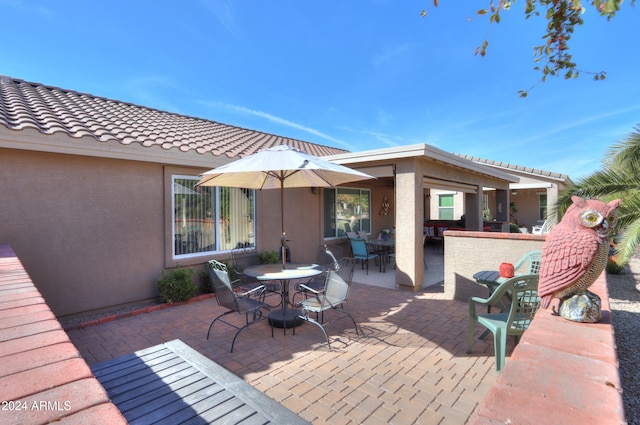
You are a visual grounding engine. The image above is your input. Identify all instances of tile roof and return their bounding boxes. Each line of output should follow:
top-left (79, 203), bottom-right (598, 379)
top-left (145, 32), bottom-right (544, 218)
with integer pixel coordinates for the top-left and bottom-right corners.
top-left (455, 153), bottom-right (570, 182)
top-left (0, 76), bottom-right (347, 159)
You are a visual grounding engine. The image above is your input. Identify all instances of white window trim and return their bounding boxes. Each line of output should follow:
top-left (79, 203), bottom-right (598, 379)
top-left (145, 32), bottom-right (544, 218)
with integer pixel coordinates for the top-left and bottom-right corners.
top-left (171, 175), bottom-right (255, 260)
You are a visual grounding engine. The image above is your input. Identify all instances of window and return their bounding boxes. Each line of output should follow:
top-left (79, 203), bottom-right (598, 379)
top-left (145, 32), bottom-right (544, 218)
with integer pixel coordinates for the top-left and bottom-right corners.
top-left (538, 193), bottom-right (548, 221)
top-left (438, 194), bottom-right (454, 220)
top-left (324, 187), bottom-right (371, 238)
top-left (482, 193), bottom-right (492, 221)
top-left (172, 176), bottom-right (255, 258)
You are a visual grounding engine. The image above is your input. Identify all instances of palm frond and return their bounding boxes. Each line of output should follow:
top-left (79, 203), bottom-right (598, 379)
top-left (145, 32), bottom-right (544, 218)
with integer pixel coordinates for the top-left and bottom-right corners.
top-left (606, 125), bottom-right (640, 172)
top-left (615, 218), bottom-right (640, 265)
top-left (553, 124), bottom-right (640, 266)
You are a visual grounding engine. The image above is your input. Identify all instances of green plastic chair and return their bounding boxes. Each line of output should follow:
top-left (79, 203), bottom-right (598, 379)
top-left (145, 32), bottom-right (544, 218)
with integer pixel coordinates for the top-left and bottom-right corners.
top-left (467, 274), bottom-right (541, 372)
top-left (513, 250), bottom-right (542, 275)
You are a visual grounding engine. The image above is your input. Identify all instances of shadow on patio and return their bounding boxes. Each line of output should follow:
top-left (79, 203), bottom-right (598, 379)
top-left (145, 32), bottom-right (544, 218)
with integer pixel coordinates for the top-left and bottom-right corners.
top-left (68, 278), bottom-right (505, 424)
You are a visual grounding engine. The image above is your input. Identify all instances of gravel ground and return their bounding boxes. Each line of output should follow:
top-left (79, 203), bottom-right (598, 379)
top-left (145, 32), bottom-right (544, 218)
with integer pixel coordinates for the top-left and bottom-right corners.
top-left (608, 257), bottom-right (640, 425)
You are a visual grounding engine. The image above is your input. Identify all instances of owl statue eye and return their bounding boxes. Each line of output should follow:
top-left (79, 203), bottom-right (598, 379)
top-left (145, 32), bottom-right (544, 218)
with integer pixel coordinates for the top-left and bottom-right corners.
top-left (580, 210), bottom-right (603, 228)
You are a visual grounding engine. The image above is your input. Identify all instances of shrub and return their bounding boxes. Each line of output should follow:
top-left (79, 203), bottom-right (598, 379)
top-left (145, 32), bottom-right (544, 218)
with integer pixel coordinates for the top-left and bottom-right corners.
top-left (509, 223), bottom-right (521, 233)
top-left (156, 267), bottom-right (197, 303)
top-left (258, 250), bottom-right (280, 264)
top-left (198, 269), bottom-right (213, 293)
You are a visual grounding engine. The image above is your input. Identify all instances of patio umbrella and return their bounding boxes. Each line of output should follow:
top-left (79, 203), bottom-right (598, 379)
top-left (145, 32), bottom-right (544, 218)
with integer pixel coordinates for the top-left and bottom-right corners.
top-left (196, 145), bottom-right (374, 268)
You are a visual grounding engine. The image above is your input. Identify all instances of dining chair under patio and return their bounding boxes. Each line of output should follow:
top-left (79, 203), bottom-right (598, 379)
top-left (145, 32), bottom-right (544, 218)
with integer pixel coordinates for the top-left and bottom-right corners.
top-left (297, 257), bottom-right (359, 349)
top-left (292, 244), bottom-right (341, 305)
top-left (206, 259), bottom-right (272, 353)
top-left (349, 238), bottom-right (378, 274)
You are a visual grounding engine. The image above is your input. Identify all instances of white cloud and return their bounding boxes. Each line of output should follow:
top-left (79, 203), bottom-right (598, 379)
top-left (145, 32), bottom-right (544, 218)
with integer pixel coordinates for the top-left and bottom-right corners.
top-left (1, 0), bottom-right (54, 18)
top-left (198, 0), bottom-right (238, 34)
top-left (201, 101), bottom-right (354, 150)
top-left (373, 43), bottom-right (411, 67)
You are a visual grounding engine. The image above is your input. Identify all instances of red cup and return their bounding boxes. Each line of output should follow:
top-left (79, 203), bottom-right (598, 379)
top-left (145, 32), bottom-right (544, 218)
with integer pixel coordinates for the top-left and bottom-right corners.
top-left (499, 262), bottom-right (514, 278)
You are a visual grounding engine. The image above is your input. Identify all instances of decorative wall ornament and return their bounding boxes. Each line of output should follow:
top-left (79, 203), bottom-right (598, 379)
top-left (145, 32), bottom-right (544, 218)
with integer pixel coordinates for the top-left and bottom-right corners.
top-left (379, 195), bottom-right (391, 216)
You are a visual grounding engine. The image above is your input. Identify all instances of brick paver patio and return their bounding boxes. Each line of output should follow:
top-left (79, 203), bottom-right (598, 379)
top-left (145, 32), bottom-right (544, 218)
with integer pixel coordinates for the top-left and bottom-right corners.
top-left (67, 281), bottom-right (508, 424)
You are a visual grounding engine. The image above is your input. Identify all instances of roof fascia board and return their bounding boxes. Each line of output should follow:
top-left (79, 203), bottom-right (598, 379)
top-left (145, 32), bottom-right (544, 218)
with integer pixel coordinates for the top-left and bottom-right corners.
top-left (325, 143), bottom-right (518, 183)
top-left (462, 157), bottom-right (569, 183)
top-left (491, 165), bottom-right (567, 183)
top-left (0, 128), bottom-right (227, 169)
top-left (511, 182), bottom-right (553, 189)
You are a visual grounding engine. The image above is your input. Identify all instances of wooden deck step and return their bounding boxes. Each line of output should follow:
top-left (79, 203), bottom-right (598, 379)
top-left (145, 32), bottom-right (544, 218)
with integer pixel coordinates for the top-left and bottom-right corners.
top-left (91, 339), bottom-right (309, 425)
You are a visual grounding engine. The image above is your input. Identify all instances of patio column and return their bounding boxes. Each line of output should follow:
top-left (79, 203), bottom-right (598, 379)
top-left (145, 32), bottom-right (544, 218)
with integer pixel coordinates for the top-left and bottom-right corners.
top-left (464, 188), bottom-right (483, 231)
top-left (395, 160), bottom-right (424, 291)
top-left (495, 189), bottom-right (510, 231)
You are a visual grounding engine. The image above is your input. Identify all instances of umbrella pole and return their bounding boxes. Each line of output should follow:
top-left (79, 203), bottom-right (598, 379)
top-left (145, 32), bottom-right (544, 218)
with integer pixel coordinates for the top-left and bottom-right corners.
top-left (281, 179), bottom-right (286, 270)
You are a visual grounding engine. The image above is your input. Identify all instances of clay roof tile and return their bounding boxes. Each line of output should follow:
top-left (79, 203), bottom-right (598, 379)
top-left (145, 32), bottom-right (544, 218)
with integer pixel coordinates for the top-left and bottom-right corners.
top-left (0, 76), bottom-right (348, 159)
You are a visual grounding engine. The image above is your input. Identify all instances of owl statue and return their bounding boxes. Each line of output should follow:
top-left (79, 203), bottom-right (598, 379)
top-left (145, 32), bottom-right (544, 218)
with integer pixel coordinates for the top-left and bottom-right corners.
top-left (539, 196), bottom-right (621, 321)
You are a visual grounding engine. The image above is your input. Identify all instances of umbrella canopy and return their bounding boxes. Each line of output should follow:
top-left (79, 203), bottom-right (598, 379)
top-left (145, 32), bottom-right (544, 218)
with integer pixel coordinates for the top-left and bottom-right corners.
top-left (197, 145), bottom-right (373, 189)
top-left (196, 145), bottom-right (374, 267)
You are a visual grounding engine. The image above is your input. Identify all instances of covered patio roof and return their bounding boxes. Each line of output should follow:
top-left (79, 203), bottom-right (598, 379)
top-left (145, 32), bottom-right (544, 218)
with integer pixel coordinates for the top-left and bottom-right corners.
top-left (325, 143), bottom-right (519, 188)
top-left (326, 143), bottom-right (519, 291)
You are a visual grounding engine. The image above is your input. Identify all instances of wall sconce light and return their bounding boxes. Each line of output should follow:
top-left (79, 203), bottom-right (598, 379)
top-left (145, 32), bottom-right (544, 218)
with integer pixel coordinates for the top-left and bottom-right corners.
top-left (511, 190), bottom-right (518, 195)
top-left (311, 187), bottom-right (318, 194)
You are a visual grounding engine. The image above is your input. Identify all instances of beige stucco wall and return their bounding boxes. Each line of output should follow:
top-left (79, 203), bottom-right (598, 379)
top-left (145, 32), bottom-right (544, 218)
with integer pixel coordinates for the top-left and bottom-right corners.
top-left (510, 188), bottom-right (547, 230)
top-left (0, 147), bottom-right (383, 317)
top-left (0, 148), bottom-right (166, 316)
top-left (443, 231), bottom-right (546, 302)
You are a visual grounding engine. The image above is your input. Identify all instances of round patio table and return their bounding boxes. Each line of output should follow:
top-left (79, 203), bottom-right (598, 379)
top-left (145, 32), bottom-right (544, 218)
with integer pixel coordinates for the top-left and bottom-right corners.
top-left (244, 263), bottom-right (323, 332)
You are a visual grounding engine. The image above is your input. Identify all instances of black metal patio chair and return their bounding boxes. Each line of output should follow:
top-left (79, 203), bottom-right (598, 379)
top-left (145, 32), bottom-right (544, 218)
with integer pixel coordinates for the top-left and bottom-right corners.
top-left (206, 259), bottom-right (272, 352)
top-left (232, 246), bottom-right (282, 308)
top-left (292, 244), bottom-right (341, 305)
top-left (296, 257), bottom-right (359, 349)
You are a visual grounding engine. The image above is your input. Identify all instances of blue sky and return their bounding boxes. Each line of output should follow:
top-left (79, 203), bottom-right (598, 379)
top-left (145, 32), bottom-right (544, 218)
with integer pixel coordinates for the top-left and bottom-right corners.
top-left (2, 0), bottom-right (638, 179)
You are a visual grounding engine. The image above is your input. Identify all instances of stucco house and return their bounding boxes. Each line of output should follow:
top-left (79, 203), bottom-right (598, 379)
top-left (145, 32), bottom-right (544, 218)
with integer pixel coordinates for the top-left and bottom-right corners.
top-left (2, 75), bottom-right (565, 318)
top-left (428, 155), bottom-right (572, 232)
top-left (457, 155), bottom-right (572, 231)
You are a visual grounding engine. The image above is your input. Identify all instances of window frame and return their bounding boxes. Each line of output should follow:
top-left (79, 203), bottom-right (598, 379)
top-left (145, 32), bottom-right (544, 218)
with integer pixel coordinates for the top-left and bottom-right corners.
top-left (323, 187), bottom-right (372, 239)
top-left (438, 193), bottom-right (455, 220)
top-left (171, 174), bottom-right (256, 261)
top-left (538, 193), bottom-right (548, 221)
